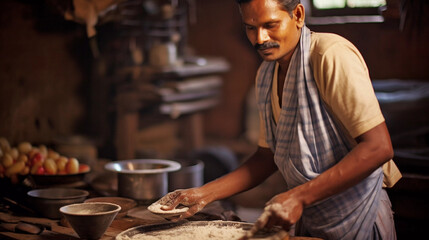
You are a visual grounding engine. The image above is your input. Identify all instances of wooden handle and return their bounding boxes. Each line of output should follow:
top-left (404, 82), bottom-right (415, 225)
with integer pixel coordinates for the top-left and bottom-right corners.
top-left (15, 222), bottom-right (43, 235)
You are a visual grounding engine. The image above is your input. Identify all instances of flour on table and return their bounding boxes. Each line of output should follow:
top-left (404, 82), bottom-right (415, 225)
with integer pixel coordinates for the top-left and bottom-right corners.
top-left (117, 224), bottom-right (247, 240)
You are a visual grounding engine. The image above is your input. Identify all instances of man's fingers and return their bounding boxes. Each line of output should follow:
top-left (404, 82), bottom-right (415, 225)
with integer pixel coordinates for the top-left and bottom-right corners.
top-left (159, 191), bottom-right (182, 210)
top-left (175, 203), bottom-right (203, 221)
top-left (160, 205), bottom-right (176, 211)
top-left (160, 199), bottom-right (181, 210)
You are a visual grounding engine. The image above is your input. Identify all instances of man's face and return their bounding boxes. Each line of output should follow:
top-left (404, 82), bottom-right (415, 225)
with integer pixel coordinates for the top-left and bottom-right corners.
top-left (240, 0), bottom-right (302, 63)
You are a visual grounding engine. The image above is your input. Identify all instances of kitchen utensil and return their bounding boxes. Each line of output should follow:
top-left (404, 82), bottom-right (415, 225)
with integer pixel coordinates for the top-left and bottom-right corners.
top-left (0, 212), bottom-right (53, 229)
top-left (168, 159), bottom-right (204, 191)
top-left (27, 188), bottom-right (89, 219)
top-left (84, 197), bottom-right (137, 218)
top-left (115, 220), bottom-right (288, 240)
top-left (60, 202), bottom-right (121, 240)
top-left (0, 221), bottom-right (45, 235)
top-left (190, 146), bottom-right (238, 183)
top-left (2, 196), bottom-right (36, 215)
top-left (104, 159), bottom-right (181, 203)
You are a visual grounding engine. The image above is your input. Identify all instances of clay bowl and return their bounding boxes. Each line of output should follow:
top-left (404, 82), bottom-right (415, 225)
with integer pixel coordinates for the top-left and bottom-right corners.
top-left (84, 197), bottom-right (137, 218)
top-left (60, 202), bottom-right (121, 240)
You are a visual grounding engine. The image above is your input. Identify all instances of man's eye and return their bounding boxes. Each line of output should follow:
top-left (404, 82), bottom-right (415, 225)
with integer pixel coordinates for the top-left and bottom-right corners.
top-left (245, 25), bottom-right (256, 30)
top-left (265, 23), bottom-right (277, 29)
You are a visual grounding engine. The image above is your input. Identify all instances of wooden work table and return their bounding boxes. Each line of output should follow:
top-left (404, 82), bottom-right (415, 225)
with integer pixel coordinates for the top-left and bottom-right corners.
top-left (0, 186), bottom-right (242, 240)
top-left (0, 211), bottom-right (162, 240)
top-left (0, 202), bottom-right (245, 240)
top-left (0, 202), bottom-right (322, 240)
top-left (0, 160), bottom-right (321, 240)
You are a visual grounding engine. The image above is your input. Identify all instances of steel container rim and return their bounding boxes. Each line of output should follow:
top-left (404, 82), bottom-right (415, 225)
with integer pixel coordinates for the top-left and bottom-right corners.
top-left (104, 159), bottom-right (181, 174)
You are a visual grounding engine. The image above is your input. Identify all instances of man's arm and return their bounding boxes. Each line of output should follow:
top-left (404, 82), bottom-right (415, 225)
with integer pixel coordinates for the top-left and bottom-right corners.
top-left (201, 146), bottom-right (277, 202)
top-left (256, 122), bottom-right (394, 231)
top-left (294, 121), bottom-right (393, 205)
top-left (159, 146), bottom-right (278, 219)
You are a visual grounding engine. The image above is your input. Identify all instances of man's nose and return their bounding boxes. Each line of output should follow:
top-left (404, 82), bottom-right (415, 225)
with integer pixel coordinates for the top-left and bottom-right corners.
top-left (257, 28), bottom-right (269, 44)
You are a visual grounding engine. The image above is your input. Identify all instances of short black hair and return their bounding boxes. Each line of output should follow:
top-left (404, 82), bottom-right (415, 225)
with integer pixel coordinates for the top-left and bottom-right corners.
top-left (236, 0), bottom-right (300, 15)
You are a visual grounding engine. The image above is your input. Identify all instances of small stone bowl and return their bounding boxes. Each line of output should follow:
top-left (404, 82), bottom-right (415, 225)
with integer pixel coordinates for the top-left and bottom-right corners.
top-left (60, 202), bottom-right (121, 239)
top-left (84, 197), bottom-right (136, 218)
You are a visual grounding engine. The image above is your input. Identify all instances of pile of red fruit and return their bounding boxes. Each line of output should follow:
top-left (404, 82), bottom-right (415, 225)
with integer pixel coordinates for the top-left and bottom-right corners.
top-left (0, 137), bottom-right (89, 184)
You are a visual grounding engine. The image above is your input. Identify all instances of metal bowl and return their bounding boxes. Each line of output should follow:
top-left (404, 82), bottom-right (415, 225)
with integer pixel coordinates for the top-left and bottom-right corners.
top-left (27, 188), bottom-right (89, 219)
top-left (115, 220), bottom-right (288, 240)
top-left (105, 159), bottom-right (181, 203)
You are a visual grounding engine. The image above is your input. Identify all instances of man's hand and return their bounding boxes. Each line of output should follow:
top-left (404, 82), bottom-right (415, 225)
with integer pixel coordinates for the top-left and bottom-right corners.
top-left (240, 192), bottom-right (302, 240)
top-left (262, 192), bottom-right (304, 231)
top-left (244, 191), bottom-right (304, 240)
top-left (157, 188), bottom-right (209, 221)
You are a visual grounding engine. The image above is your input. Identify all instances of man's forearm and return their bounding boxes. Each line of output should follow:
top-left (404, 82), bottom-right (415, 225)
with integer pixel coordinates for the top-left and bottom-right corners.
top-left (291, 122), bottom-right (394, 207)
top-left (200, 147), bottom-right (277, 203)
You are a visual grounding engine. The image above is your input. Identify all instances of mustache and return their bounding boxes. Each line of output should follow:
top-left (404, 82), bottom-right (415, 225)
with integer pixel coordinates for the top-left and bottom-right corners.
top-left (254, 42), bottom-right (280, 50)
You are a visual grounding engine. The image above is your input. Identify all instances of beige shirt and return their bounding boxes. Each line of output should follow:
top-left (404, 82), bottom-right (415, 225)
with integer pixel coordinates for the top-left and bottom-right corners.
top-left (257, 32), bottom-right (401, 187)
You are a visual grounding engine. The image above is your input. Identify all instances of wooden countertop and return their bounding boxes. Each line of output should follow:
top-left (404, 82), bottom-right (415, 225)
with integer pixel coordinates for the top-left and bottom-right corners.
top-left (0, 210), bottom-right (322, 240)
top-left (0, 211), bottom-right (156, 240)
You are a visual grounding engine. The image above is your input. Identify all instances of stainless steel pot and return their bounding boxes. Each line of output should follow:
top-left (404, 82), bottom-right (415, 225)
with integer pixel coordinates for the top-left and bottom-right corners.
top-left (104, 159), bottom-right (181, 203)
top-left (168, 160), bottom-right (204, 191)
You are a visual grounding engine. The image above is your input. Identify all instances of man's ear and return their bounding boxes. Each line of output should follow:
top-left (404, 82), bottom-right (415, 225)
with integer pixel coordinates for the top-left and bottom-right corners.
top-left (293, 4), bottom-right (305, 28)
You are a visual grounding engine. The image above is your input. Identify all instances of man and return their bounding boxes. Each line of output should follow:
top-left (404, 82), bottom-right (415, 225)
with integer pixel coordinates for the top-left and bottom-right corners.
top-left (158, 0), bottom-right (399, 239)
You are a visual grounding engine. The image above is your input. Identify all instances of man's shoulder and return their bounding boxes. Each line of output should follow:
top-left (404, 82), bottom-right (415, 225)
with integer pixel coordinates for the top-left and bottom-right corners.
top-left (310, 31), bottom-right (355, 55)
